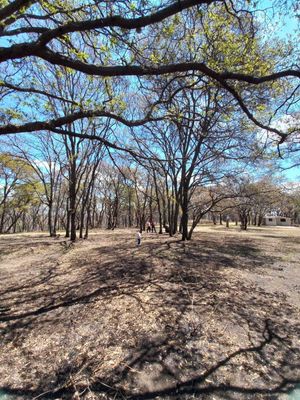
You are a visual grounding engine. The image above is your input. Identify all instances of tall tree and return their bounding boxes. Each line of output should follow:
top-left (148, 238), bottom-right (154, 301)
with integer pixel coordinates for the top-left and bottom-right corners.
top-left (136, 76), bottom-right (258, 239)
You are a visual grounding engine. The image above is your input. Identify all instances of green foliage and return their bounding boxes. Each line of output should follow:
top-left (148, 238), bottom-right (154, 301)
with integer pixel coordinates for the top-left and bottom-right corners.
top-left (0, 153), bottom-right (32, 177)
top-left (10, 181), bottom-right (41, 211)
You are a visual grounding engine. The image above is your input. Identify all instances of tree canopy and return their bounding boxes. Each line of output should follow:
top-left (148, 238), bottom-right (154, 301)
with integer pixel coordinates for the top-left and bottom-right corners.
top-left (0, 0), bottom-right (299, 144)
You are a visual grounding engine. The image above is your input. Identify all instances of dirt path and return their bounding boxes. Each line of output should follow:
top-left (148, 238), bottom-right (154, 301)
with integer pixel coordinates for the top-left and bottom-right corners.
top-left (0, 227), bottom-right (299, 400)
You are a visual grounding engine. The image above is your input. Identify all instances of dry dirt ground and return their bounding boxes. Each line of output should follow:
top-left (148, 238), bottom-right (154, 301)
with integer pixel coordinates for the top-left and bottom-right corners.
top-left (0, 225), bottom-right (299, 400)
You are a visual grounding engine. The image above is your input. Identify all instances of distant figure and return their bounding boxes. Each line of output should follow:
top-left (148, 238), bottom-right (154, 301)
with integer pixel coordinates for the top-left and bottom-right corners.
top-left (151, 221), bottom-right (156, 233)
top-left (146, 220), bottom-right (151, 233)
top-left (136, 230), bottom-right (142, 246)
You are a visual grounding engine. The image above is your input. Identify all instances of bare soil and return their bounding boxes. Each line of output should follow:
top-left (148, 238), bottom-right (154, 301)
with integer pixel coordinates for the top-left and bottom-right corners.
top-left (0, 225), bottom-right (299, 400)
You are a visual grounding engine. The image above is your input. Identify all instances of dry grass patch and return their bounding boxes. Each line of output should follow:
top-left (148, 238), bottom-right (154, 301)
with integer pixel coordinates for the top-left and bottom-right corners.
top-left (0, 227), bottom-right (299, 399)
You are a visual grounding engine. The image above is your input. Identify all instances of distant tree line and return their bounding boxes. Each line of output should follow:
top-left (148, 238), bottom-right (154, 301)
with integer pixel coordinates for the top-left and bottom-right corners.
top-left (1, 143), bottom-right (300, 239)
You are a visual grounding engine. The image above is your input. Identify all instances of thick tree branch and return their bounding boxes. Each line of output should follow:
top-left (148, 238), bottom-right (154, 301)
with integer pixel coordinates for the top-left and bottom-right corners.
top-left (218, 80), bottom-right (289, 141)
top-left (0, 27), bottom-right (48, 36)
top-left (32, 48), bottom-right (300, 83)
top-left (0, 0), bottom-right (213, 59)
top-left (0, 0), bottom-right (36, 23)
top-left (36, 0), bottom-right (215, 46)
top-left (0, 109), bottom-right (160, 135)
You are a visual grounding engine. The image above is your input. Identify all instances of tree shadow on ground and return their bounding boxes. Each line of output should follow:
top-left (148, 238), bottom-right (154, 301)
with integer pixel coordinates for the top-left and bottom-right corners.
top-left (0, 320), bottom-right (299, 400)
top-left (144, 234), bottom-right (275, 272)
top-left (0, 232), bottom-right (299, 399)
top-left (0, 234), bottom-right (64, 256)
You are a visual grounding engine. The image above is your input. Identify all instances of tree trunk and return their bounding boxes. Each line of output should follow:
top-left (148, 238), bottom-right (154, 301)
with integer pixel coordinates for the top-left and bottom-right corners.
top-left (152, 170), bottom-right (163, 234)
top-left (128, 190), bottom-right (132, 227)
top-left (48, 201), bottom-right (56, 237)
top-left (240, 211), bottom-right (248, 230)
top-left (181, 187), bottom-right (189, 241)
top-left (69, 160), bottom-right (77, 241)
top-left (212, 213), bottom-right (217, 225)
top-left (79, 203), bottom-right (85, 239)
top-left (172, 201), bottom-right (180, 235)
top-left (85, 208), bottom-right (90, 239)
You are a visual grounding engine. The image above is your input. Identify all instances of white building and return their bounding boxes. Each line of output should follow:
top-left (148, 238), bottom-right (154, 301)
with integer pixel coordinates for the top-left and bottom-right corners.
top-left (263, 216), bottom-right (292, 226)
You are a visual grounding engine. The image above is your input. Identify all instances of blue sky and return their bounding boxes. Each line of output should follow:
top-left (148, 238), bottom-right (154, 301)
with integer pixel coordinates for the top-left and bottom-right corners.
top-left (0, 1), bottom-right (299, 182)
top-left (281, 162), bottom-right (300, 182)
top-left (255, 0), bottom-right (300, 181)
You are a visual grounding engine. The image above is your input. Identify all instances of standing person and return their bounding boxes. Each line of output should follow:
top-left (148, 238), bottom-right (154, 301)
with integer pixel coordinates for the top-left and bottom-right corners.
top-left (136, 230), bottom-right (142, 246)
top-left (146, 220), bottom-right (151, 233)
top-left (151, 221), bottom-right (156, 233)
